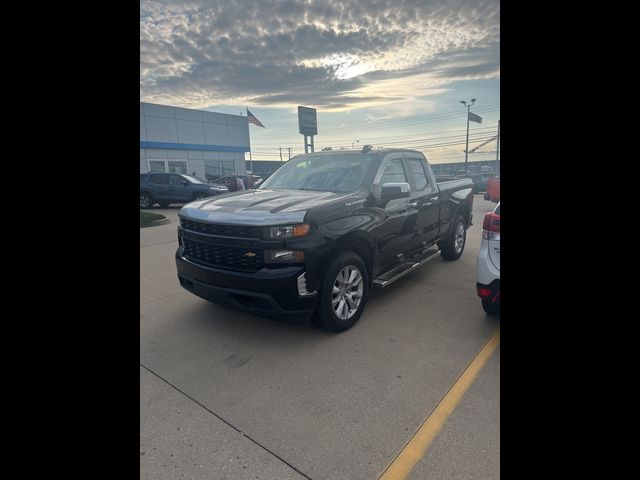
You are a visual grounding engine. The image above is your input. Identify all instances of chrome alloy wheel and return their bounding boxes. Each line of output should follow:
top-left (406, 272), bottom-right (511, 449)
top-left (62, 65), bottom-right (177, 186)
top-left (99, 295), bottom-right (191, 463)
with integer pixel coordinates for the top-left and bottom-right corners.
top-left (454, 221), bottom-right (466, 254)
top-left (332, 265), bottom-right (364, 320)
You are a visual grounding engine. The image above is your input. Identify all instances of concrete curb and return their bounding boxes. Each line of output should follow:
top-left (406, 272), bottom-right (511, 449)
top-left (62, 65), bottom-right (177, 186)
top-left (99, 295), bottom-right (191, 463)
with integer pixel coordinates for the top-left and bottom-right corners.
top-left (140, 217), bottom-right (171, 228)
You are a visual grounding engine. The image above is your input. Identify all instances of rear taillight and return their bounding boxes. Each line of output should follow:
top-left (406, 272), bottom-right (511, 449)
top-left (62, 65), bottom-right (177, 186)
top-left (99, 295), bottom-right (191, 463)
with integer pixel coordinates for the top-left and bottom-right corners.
top-left (477, 286), bottom-right (493, 297)
top-left (482, 212), bottom-right (500, 240)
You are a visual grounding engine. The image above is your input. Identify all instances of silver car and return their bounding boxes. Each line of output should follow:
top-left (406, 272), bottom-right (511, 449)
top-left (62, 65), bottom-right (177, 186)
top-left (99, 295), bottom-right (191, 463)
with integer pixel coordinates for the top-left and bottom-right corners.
top-left (476, 202), bottom-right (500, 315)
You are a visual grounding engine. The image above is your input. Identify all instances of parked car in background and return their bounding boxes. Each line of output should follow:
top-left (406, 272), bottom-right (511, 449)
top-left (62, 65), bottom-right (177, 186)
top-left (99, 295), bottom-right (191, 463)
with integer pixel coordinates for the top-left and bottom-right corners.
top-left (212, 174), bottom-right (263, 191)
top-left (140, 173), bottom-right (229, 209)
top-left (476, 202), bottom-right (500, 315)
top-left (455, 173), bottom-right (489, 193)
top-left (434, 174), bottom-right (457, 182)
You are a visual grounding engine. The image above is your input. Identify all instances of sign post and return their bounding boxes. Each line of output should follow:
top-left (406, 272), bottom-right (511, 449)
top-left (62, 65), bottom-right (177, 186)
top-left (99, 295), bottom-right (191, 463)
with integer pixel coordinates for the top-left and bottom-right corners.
top-left (298, 106), bottom-right (317, 153)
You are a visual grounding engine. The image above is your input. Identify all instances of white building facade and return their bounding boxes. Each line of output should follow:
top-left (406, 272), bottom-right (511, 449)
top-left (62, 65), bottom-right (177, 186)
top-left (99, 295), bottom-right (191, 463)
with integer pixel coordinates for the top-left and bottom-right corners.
top-left (140, 102), bottom-right (249, 181)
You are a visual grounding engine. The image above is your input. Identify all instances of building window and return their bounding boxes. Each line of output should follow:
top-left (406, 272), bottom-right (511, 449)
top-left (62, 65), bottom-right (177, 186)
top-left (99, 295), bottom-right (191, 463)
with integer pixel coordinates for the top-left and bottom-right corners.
top-left (221, 160), bottom-right (235, 176)
top-left (204, 159), bottom-right (221, 182)
top-left (149, 160), bottom-right (166, 172)
top-left (168, 160), bottom-right (187, 174)
top-left (148, 159), bottom-right (188, 174)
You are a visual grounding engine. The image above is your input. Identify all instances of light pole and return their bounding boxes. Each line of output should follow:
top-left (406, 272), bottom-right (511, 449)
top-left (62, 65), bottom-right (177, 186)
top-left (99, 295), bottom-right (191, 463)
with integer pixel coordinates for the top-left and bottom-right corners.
top-left (496, 120), bottom-right (500, 176)
top-left (352, 140), bottom-right (359, 149)
top-left (460, 98), bottom-right (476, 173)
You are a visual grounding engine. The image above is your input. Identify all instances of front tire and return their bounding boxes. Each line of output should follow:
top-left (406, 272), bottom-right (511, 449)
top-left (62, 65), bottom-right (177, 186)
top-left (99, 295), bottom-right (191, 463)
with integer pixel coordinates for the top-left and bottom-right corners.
top-left (440, 215), bottom-right (467, 260)
top-left (193, 193), bottom-right (209, 201)
top-left (312, 252), bottom-right (369, 332)
top-left (482, 298), bottom-right (500, 316)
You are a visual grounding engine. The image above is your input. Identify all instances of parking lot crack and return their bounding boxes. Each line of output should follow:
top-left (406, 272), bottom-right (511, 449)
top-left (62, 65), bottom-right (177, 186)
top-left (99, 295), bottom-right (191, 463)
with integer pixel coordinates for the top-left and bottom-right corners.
top-left (140, 291), bottom-right (187, 305)
top-left (140, 363), bottom-right (313, 480)
top-left (140, 240), bottom-right (178, 248)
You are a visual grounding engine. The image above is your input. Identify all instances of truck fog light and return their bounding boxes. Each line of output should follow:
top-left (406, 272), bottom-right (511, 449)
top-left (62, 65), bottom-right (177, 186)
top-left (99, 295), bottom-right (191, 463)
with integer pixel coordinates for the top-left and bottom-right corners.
top-left (297, 273), bottom-right (317, 296)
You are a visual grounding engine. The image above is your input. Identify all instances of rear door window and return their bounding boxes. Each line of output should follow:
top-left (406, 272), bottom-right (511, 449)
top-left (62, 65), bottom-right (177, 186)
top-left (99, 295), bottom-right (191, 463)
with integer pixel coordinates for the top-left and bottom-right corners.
top-left (149, 174), bottom-right (169, 184)
top-left (170, 175), bottom-right (186, 185)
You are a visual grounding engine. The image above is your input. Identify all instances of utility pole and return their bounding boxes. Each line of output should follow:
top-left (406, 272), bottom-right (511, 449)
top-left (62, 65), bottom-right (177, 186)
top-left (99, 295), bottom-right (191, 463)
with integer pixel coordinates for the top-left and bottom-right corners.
top-left (460, 98), bottom-right (476, 173)
top-left (286, 147), bottom-right (291, 161)
top-left (279, 147), bottom-right (283, 162)
top-left (496, 120), bottom-right (500, 176)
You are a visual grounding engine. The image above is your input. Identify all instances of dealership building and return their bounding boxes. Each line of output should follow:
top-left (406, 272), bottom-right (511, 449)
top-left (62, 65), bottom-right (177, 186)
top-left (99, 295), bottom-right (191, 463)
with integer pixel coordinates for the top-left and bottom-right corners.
top-left (140, 102), bottom-right (249, 181)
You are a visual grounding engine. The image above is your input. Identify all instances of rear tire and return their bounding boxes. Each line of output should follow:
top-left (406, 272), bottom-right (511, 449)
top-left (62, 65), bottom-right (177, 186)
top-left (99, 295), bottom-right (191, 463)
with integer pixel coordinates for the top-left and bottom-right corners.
top-left (140, 193), bottom-right (153, 209)
top-left (312, 252), bottom-right (369, 332)
top-left (439, 215), bottom-right (467, 260)
top-left (482, 298), bottom-right (500, 316)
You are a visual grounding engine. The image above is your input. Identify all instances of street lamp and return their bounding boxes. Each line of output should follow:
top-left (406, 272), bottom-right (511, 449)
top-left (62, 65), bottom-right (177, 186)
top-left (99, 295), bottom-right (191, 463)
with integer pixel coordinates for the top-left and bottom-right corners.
top-left (352, 140), bottom-right (359, 149)
top-left (460, 98), bottom-right (476, 173)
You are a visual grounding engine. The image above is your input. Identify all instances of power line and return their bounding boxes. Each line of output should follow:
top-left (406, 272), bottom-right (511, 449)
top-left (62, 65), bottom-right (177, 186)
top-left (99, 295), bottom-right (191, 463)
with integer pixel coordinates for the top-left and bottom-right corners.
top-left (248, 105), bottom-right (500, 139)
top-left (254, 125), bottom-right (499, 147)
top-left (250, 134), bottom-right (497, 157)
top-left (317, 104), bottom-right (500, 134)
top-left (314, 132), bottom-right (496, 151)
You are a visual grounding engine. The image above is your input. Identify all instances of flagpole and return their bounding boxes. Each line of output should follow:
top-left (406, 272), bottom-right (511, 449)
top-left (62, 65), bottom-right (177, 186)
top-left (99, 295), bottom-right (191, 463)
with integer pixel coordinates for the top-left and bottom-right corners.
top-left (246, 107), bottom-right (253, 180)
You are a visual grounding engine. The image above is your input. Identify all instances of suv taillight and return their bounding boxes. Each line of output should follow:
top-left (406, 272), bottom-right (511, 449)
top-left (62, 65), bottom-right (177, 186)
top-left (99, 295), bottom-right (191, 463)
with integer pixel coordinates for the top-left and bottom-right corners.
top-left (482, 212), bottom-right (500, 240)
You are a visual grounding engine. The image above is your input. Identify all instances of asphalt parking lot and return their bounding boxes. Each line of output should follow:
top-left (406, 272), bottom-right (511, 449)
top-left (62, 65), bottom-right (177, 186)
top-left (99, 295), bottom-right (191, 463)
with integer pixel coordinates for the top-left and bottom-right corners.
top-left (140, 194), bottom-right (500, 480)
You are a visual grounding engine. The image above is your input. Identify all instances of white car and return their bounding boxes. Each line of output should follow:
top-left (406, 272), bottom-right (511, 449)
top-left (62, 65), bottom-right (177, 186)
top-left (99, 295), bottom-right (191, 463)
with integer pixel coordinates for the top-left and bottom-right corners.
top-left (476, 202), bottom-right (500, 315)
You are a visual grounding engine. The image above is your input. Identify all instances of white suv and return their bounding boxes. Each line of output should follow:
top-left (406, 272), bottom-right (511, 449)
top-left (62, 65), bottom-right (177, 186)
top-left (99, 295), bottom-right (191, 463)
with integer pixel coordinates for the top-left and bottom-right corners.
top-left (476, 202), bottom-right (500, 315)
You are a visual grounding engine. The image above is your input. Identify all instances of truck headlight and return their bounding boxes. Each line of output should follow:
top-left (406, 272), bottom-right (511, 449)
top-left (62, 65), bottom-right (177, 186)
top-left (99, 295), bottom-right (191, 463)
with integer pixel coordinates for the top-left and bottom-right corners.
top-left (264, 250), bottom-right (305, 263)
top-left (266, 224), bottom-right (310, 239)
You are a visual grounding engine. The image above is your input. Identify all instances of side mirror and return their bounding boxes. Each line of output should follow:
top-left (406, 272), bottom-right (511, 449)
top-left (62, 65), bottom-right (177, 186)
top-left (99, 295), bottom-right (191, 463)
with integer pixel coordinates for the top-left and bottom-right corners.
top-left (181, 180), bottom-right (189, 186)
top-left (381, 182), bottom-right (410, 199)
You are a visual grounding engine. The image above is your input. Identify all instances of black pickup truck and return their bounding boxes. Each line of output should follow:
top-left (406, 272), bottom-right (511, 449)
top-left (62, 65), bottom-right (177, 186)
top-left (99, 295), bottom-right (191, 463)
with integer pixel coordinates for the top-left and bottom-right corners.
top-left (175, 148), bottom-right (474, 332)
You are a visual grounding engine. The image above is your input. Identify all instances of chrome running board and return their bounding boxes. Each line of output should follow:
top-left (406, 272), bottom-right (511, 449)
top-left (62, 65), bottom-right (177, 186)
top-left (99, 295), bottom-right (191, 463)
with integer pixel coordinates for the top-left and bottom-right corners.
top-left (373, 249), bottom-right (441, 288)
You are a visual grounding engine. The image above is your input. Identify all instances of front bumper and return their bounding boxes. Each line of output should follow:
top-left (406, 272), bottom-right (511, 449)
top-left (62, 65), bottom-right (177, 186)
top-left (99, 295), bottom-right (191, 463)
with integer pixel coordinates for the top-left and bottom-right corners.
top-left (176, 249), bottom-right (317, 320)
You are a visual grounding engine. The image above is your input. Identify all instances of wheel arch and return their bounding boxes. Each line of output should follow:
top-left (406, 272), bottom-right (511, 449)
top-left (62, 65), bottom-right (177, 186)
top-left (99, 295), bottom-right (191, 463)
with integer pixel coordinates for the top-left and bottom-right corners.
top-left (335, 233), bottom-right (374, 286)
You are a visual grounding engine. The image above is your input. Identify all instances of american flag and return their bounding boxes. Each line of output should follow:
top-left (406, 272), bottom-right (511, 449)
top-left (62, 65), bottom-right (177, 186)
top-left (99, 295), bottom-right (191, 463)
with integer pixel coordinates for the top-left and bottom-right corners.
top-left (246, 108), bottom-right (265, 128)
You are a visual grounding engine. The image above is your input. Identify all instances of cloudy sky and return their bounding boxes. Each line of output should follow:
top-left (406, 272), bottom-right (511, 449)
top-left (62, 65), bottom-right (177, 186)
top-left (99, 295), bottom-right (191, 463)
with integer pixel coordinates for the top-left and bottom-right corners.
top-left (140, 0), bottom-right (500, 165)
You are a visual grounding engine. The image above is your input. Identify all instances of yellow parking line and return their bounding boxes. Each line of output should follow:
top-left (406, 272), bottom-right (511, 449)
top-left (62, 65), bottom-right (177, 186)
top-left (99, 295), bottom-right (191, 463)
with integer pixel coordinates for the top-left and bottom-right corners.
top-left (379, 329), bottom-right (500, 480)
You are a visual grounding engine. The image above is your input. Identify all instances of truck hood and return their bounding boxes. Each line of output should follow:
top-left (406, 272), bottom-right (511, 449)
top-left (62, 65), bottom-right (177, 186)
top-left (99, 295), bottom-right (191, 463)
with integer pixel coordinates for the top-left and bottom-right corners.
top-left (179, 188), bottom-right (355, 225)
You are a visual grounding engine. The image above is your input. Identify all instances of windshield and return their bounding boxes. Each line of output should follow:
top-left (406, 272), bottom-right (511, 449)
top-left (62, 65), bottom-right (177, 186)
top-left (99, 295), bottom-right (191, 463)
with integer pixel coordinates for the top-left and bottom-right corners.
top-left (259, 153), bottom-right (376, 192)
top-left (180, 174), bottom-right (205, 184)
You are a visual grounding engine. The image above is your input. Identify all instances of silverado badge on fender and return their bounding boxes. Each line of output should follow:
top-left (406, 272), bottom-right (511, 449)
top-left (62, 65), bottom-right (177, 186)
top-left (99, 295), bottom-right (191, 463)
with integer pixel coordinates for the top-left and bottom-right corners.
top-left (243, 252), bottom-right (257, 257)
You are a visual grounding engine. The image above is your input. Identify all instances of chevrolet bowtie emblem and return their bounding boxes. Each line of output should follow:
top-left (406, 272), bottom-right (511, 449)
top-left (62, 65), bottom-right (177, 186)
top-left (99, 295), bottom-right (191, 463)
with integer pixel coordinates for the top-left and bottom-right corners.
top-left (243, 252), bottom-right (257, 257)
